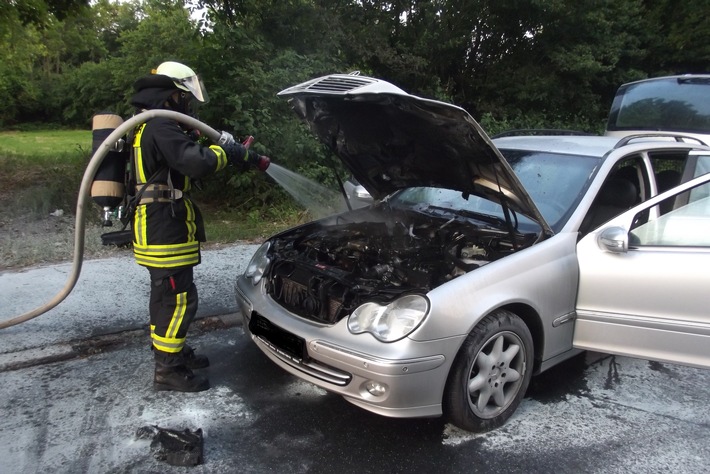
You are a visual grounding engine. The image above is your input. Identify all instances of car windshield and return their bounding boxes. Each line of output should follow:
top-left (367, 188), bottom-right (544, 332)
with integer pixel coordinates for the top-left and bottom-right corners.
top-left (390, 150), bottom-right (600, 233)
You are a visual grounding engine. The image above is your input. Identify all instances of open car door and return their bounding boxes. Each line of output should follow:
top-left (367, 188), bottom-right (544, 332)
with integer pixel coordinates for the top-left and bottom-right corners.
top-left (574, 163), bottom-right (710, 369)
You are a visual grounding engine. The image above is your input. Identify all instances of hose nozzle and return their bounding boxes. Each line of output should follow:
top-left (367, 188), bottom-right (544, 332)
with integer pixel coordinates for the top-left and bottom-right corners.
top-left (256, 155), bottom-right (270, 172)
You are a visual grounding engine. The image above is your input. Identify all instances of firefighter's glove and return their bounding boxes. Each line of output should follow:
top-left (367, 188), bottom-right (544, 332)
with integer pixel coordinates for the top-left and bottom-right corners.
top-left (223, 142), bottom-right (270, 172)
top-left (243, 149), bottom-right (270, 172)
top-left (217, 130), bottom-right (236, 147)
top-left (255, 154), bottom-right (271, 172)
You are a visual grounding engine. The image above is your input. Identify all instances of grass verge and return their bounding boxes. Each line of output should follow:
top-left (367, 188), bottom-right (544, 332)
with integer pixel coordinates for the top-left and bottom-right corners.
top-left (0, 130), bottom-right (305, 269)
top-left (0, 130), bottom-right (92, 157)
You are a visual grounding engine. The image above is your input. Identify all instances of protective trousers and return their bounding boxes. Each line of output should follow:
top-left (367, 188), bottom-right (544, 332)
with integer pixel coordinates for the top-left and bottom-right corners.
top-left (148, 266), bottom-right (198, 367)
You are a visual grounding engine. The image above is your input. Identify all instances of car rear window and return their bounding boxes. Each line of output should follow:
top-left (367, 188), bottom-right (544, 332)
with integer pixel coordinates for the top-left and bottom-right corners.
top-left (607, 77), bottom-right (710, 134)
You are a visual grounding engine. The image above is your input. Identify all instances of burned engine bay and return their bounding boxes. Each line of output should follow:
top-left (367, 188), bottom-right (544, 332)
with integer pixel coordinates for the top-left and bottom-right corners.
top-left (264, 206), bottom-right (537, 324)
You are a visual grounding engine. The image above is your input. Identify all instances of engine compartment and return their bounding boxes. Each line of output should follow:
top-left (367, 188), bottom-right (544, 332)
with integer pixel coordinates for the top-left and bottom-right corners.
top-left (265, 207), bottom-right (536, 324)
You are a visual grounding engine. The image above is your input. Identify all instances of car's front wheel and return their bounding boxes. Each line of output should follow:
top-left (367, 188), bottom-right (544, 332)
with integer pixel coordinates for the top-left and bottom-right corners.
top-left (443, 309), bottom-right (533, 432)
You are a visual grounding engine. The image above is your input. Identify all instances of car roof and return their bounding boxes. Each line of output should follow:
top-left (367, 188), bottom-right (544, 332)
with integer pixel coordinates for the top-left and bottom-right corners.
top-left (619, 74), bottom-right (710, 87)
top-left (494, 134), bottom-right (710, 159)
top-left (493, 135), bottom-right (621, 157)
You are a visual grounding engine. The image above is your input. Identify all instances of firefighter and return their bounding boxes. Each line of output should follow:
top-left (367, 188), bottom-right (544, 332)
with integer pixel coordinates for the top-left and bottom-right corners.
top-left (129, 61), bottom-right (269, 392)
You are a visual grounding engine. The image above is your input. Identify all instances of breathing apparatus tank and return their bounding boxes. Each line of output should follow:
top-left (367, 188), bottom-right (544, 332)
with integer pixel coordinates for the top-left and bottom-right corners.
top-left (90, 112), bottom-right (130, 226)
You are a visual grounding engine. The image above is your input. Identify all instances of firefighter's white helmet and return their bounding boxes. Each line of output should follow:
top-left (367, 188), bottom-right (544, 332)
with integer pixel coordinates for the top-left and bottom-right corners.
top-left (154, 61), bottom-right (208, 103)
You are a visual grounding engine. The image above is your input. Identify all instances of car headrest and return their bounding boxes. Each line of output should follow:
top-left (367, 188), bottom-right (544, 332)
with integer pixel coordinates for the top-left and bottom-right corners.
top-left (597, 178), bottom-right (638, 207)
top-left (656, 169), bottom-right (681, 193)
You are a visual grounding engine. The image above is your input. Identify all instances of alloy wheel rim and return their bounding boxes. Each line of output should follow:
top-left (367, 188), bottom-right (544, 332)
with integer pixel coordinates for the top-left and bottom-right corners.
top-left (467, 331), bottom-right (526, 419)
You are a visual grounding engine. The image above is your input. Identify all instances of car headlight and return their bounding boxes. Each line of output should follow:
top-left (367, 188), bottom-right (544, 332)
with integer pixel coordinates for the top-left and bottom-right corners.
top-left (245, 241), bottom-right (271, 285)
top-left (347, 295), bottom-right (429, 342)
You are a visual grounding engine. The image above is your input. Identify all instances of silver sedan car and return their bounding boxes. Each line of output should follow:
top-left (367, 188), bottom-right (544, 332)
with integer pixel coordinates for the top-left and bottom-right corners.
top-left (235, 73), bottom-right (710, 432)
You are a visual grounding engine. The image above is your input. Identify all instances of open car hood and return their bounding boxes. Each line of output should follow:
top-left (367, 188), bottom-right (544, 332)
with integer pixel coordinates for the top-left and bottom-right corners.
top-left (278, 73), bottom-right (551, 234)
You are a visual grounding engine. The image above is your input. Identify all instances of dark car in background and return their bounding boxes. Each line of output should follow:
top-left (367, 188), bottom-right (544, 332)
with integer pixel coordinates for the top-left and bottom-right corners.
top-left (606, 74), bottom-right (710, 145)
top-left (342, 175), bottom-right (373, 209)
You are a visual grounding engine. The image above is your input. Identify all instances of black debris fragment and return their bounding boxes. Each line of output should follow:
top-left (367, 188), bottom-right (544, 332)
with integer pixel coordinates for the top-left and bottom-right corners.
top-left (136, 425), bottom-right (204, 466)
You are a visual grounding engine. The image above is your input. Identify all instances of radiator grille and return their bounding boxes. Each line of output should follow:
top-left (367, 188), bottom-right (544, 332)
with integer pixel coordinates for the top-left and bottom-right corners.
top-left (304, 76), bottom-right (376, 93)
top-left (269, 262), bottom-right (348, 324)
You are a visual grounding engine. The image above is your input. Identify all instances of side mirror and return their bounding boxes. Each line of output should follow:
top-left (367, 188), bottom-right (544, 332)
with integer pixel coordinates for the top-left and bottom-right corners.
top-left (597, 226), bottom-right (628, 253)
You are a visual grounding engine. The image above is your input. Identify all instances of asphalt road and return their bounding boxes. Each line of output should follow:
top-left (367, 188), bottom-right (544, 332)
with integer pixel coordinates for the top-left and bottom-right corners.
top-left (2, 324), bottom-right (709, 473)
top-left (1, 246), bottom-right (709, 473)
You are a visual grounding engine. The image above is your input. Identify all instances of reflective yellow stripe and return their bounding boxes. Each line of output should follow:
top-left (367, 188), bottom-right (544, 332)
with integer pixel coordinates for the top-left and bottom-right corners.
top-left (185, 199), bottom-right (197, 243)
top-left (167, 292), bottom-right (187, 339)
top-left (133, 123), bottom-right (156, 246)
top-left (133, 240), bottom-right (199, 255)
top-left (135, 254), bottom-right (200, 268)
top-left (131, 122), bottom-right (203, 269)
top-left (210, 145), bottom-right (228, 171)
top-left (132, 208), bottom-right (200, 267)
top-left (134, 124), bottom-right (148, 184)
top-left (152, 332), bottom-right (186, 353)
top-left (134, 204), bottom-right (148, 247)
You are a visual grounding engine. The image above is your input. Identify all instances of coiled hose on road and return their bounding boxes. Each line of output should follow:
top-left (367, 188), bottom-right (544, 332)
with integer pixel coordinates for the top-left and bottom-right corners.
top-left (0, 111), bottom-right (221, 330)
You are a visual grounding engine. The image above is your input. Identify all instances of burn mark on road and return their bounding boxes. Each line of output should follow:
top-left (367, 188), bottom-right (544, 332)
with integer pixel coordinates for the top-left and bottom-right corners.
top-left (526, 352), bottom-right (590, 403)
top-left (604, 356), bottom-right (621, 390)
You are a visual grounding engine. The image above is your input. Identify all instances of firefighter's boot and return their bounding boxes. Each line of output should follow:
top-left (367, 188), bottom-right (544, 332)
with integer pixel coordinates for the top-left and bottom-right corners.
top-left (150, 344), bottom-right (209, 369)
top-left (182, 345), bottom-right (210, 369)
top-left (154, 352), bottom-right (209, 392)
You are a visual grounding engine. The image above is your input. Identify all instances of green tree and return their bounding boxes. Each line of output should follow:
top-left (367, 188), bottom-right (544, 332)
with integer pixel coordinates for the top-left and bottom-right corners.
top-left (4, 0), bottom-right (710, 138)
top-left (0, 0), bottom-right (134, 126)
top-left (0, 8), bottom-right (45, 126)
top-left (192, 0), bottom-right (350, 205)
top-left (642, 0), bottom-right (710, 75)
top-left (1, 0), bottom-right (89, 26)
top-left (56, 0), bottom-right (201, 124)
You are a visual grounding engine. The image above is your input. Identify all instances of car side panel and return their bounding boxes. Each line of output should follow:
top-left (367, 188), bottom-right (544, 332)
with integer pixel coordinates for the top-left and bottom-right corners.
top-left (574, 236), bottom-right (710, 368)
top-left (414, 232), bottom-right (581, 362)
top-left (574, 173), bottom-right (710, 369)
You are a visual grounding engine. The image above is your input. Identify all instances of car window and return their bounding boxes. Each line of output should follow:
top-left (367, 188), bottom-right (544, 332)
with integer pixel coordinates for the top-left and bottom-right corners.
top-left (649, 152), bottom-right (686, 194)
top-left (609, 156), bottom-right (646, 203)
top-left (579, 156), bottom-right (647, 235)
top-left (692, 155), bottom-right (710, 178)
top-left (395, 187), bottom-right (516, 221)
top-left (501, 150), bottom-right (600, 231)
top-left (393, 151), bottom-right (600, 233)
top-left (630, 181), bottom-right (710, 247)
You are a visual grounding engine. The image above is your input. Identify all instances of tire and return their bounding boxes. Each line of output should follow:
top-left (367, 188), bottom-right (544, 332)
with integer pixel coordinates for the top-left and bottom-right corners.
top-left (443, 309), bottom-right (534, 433)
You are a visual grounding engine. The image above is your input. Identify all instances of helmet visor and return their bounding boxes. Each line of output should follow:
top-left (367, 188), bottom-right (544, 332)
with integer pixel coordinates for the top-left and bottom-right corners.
top-left (174, 75), bottom-right (209, 103)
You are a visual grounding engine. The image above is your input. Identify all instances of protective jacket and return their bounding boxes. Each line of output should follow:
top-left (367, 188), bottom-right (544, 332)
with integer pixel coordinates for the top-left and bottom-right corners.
top-left (131, 117), bottom-right (228, 268)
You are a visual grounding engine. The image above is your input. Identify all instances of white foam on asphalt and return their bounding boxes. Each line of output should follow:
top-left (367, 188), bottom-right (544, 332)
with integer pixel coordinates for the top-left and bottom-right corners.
top-left (284, 379), bottom-right (328, 398)
top-left (441, 355), bottom-right (709, 473)
top-left (138, 385), bottom-right (255, 438)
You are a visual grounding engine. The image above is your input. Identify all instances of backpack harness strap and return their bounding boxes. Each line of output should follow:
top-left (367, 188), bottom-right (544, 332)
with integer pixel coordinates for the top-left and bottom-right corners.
top-left (136, 183), bottom-right (184, 204)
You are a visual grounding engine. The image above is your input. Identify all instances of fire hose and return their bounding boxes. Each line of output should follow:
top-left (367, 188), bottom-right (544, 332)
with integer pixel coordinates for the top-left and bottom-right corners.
top-left (0, 110), bottom-right (221, 330)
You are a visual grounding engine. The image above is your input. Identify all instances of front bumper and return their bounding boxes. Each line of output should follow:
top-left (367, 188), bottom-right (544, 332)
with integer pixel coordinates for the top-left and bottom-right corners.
top-left (235, 277), bottom-right (464, 419)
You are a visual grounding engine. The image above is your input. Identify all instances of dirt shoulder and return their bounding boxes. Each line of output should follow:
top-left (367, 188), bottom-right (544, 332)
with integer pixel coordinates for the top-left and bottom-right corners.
top-left (0, 210), bottom-right (245, 271)
top-left (0, 212), bottom-right (127, 270)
